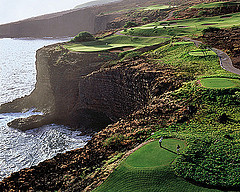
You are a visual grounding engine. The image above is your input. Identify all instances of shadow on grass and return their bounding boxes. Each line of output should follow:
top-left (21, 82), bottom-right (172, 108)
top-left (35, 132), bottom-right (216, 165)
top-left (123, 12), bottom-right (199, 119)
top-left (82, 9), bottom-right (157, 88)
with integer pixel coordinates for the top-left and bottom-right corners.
top-left (161, 146), bottom-right (178, 155)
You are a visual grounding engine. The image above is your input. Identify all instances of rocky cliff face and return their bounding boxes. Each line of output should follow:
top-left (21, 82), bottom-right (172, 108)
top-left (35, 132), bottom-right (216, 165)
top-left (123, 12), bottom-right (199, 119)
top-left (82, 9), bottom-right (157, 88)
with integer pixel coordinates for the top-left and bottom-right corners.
top-left (0, 48), bottom-right (186, 191)
top-left (0, 41), bottom-right (178, 132)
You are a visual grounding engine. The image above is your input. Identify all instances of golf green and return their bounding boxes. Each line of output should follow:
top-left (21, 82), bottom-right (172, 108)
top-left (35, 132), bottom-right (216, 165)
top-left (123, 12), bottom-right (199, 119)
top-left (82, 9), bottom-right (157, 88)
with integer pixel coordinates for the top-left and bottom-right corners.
top-left (94, 139), bottom-right (221, 192)
top-left (201, 78), bottom-right (240, 88)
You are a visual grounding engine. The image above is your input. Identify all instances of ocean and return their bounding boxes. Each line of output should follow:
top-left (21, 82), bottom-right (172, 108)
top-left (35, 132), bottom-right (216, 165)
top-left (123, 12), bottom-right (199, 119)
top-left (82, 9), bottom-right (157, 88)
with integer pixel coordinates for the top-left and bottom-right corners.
top-left (0, 38), bottom-right (90, 181)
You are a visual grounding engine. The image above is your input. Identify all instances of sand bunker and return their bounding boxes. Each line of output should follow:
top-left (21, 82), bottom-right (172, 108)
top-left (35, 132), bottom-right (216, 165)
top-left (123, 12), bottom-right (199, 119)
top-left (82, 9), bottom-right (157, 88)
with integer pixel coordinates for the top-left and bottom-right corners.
top-left (110, 46), bottom-right (134, 53)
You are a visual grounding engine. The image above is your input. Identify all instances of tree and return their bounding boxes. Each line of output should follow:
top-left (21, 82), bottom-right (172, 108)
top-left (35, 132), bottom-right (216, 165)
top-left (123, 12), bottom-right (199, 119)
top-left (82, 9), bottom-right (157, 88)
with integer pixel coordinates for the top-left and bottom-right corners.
top-left (71, 31), bottom-right (95, 42)
top-left (142, 17), bottom-right (148, 22)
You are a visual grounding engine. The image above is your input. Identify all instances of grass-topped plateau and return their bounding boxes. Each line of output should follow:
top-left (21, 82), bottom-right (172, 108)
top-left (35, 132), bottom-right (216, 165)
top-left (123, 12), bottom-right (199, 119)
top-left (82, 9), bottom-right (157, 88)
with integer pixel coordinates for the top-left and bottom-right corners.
top-left (65, 35), bottom-right (168, 52)
top-left (94, 140), bottom-right (220, 192)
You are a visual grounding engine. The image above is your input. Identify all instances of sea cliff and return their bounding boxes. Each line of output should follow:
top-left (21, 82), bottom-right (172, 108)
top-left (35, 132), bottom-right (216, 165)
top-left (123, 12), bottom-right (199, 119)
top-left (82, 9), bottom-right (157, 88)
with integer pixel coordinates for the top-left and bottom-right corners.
top-left (0, 42), bottom-right (186, 191)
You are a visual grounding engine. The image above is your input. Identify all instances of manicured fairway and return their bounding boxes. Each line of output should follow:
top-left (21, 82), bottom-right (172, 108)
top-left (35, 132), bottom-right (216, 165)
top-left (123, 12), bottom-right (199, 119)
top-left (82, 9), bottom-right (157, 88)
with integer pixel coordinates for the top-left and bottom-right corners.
top-left (122, 12), bottom-right (240, 37)
top-left (94, 139), bottom-right (221, 192)
top-left (64, 35), bottom-right (168, 52)
top-left (201, 78), bottom-right (240, 89)
top-left (143, 4), bottom-right (170, 10)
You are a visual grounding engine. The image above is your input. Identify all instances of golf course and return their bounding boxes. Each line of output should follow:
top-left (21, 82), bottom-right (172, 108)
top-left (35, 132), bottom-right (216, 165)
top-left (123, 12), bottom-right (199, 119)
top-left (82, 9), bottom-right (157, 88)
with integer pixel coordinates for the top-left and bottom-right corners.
top-left (94, 139), bottom-right (222, 192)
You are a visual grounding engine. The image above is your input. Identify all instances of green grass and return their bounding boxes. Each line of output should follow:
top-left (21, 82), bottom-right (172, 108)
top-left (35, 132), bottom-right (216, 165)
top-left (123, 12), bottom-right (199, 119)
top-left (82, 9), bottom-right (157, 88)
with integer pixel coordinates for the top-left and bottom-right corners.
top-left (173, 41), bottom-right (194, 46)
top-left (191, 1), bottom-right (240, 9)
top-left (147, 42), bottom-right (240, 188)
top-left (143, 4), bottom-right (170, 10)
top-left (94, 140), bottom-right (221, 192)
top-left (188, 49), bottom-right (217, 56)
top-left (125, 139), bottom-right (186, 168)
top-left (201, 78), bottom-right (240, 89)
top-left (64, 35), bottom-right (168, 52)
top-left (122, 12), bottom-right (240, 37)
top-left (148, 42), bottom-right (232, 78)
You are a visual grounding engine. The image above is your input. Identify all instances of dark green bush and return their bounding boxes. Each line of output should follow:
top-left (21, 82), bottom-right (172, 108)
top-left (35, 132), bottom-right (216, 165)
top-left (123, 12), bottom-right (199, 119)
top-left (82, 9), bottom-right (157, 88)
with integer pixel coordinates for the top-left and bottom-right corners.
top-left (124, 21), bottom-right (137, 28)
top-left (71, 31), bottom-right (95, 42)
top-left (142, 17), bottom-right (149, 22)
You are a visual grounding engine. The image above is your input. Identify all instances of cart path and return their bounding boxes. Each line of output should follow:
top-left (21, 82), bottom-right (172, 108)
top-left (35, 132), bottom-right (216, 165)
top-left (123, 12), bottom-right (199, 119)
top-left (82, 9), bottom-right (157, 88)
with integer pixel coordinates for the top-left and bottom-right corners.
top-left (115, 10), bottom-right (240, 76)
top-left (183, 37), bottom-right (240, 76)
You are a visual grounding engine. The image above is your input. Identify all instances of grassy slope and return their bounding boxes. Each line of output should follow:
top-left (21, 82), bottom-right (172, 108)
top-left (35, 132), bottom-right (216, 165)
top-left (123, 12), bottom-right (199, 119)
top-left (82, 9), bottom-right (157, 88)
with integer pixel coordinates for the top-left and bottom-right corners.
top-left (190, 1), bottom-right (240, 9)
top-left (148, 42), bottom-right (240, 189)
top-left (94, 140), bottom-right (221, 192)
top-left (122, 12), bottom-right (240, 37)
top-left (64, 35), bottom-right (168, 52)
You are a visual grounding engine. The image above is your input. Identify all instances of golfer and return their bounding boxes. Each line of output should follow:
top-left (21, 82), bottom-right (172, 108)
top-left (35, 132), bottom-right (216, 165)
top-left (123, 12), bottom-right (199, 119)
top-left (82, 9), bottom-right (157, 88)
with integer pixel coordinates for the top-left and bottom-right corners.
top-left (159, 137), bottom-right (163, 147)
top-left (177, 144), bottom-right (180, 154)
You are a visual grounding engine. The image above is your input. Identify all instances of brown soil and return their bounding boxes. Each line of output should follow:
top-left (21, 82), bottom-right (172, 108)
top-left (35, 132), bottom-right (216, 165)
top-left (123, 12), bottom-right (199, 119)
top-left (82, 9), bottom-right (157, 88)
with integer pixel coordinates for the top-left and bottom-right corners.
top-left (109, 46), bottom-right (135, 52)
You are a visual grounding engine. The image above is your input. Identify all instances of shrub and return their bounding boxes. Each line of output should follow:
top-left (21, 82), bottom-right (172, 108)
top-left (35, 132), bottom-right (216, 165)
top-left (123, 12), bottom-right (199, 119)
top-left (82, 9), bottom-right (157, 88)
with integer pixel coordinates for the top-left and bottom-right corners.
top-left (142, 17), bottom-right (149, 22)
top-left (103, 134), bottom-right (126, 150)
top-left (120, 51), bottom-right (141, 61)
top-left (202, 27), bottom-right (221, 34)
top-left (71, 31), bottom-right (95, 42)
top-left (124, 21), bottom-right (137, 28)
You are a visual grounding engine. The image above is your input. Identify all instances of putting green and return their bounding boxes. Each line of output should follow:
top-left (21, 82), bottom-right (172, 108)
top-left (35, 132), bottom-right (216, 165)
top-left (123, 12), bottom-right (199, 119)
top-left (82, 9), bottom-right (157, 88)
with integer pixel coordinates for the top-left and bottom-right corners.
top-left (201, 78), bottom-right (240, 88)
top-left (126, 139), bottom-right (185, 168)
top-left (94, 139), bottom-right (221, 192)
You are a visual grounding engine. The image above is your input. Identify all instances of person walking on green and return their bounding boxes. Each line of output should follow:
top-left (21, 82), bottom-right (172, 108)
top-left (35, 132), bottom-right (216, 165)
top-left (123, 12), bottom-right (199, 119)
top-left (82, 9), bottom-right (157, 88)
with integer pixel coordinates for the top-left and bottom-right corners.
top-left (177, 144), bottom-right (180, 154)
top-left (159, 137), bottom-right (163, 147)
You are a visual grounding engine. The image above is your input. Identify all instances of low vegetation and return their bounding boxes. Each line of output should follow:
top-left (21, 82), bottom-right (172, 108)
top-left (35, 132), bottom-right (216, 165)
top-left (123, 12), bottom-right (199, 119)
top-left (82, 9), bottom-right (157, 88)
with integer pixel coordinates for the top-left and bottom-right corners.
top-left (190, 1), bottom-right (240, 9)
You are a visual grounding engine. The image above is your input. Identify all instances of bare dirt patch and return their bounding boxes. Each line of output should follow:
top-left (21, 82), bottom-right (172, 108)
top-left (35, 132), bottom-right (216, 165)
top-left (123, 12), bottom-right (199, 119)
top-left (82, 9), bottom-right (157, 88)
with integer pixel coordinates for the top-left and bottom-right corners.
top-left (109, 46), bottom-right (134, 52)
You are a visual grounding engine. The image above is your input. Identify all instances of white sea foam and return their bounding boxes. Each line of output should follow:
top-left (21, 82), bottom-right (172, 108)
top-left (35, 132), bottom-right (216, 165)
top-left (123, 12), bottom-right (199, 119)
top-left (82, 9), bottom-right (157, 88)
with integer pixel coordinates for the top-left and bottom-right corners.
top-left (0, 38), bottom-right (91, 181)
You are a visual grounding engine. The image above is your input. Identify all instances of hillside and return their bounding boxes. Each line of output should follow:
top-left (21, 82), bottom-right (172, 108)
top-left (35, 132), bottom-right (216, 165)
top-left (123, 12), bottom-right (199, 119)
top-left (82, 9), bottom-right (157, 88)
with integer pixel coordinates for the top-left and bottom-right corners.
top-left (75, 0), bottom-right (120, 9)
top-left (0, 0), bottom-right (240, 191)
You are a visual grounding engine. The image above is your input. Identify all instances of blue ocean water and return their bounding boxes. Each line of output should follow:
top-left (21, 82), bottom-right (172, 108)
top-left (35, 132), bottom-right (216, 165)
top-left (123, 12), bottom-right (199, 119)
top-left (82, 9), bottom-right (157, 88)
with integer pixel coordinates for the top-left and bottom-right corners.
top-left (0, 38), bottom-right (90, 181)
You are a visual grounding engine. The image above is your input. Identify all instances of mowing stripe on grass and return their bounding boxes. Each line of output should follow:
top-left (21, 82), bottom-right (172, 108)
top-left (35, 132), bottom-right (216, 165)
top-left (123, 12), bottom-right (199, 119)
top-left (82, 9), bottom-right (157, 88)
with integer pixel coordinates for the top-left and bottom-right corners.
top-left (94, 139), bottom-right (220, 192)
